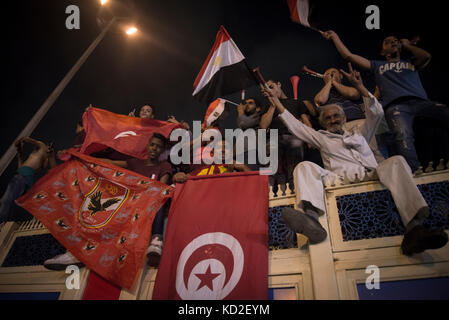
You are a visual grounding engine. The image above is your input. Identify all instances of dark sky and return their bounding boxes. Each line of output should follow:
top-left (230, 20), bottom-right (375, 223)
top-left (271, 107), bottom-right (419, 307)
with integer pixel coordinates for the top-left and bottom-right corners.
top-left (1, 0), bottom-right (448, 188)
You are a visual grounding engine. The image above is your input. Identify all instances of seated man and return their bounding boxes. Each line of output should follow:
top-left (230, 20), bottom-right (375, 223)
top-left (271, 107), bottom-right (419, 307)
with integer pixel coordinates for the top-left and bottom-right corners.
top-left (264, 63), bottom-right (448, 255)
top-left (44, 133), bottom-right (172, 269)
top-left (315, 67), bottom-right (384, 163)
top-left (96, 132), bottom-right (172, 267)
top-left (0, 137), bottom-right (56, 223)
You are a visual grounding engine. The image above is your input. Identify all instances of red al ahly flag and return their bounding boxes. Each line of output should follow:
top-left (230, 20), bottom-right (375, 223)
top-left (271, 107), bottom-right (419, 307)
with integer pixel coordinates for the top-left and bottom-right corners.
top-left (16, 150), bottom-right (173, 289)
top-left (152, 172), bottom-right (268, 300)
top-left (80, 107), bottom-right (181, 159)
top-left (193, 26), bottom-right (255, 104)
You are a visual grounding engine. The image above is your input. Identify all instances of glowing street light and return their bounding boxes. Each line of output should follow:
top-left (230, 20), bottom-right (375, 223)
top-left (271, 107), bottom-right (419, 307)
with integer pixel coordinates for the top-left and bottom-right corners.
top-left (0, 10), bottom-right (139, 174)
top-left (100, 0), bottom-right (108, 5)
top-left (125, 26), bottom-right (138, 35)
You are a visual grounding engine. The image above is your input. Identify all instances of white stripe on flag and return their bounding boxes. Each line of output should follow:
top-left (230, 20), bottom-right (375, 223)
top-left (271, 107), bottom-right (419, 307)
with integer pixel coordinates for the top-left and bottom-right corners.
top-left (296, 0), bottom-right (310, 27)
top-left (193, 39), bottom-right (245, 96)
top-left (206, 99), bottom-right (226, 126)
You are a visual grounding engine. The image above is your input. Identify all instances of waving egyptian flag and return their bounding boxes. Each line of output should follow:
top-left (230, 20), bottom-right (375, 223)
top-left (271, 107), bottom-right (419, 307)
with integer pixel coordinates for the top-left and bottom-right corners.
top-left (193, 26), bottom-right (255, 104)
top-left (153, 172), bottom-right (268, 300)
top-left (80, 107), bottom-right (181, 160)
top-left (287, 0), bottom-right (320, 30)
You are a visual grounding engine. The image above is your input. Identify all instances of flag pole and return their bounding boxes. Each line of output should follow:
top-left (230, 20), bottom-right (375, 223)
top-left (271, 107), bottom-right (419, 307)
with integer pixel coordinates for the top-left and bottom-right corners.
top-left (0, 17), bottom-right (116, 177)
top-left (222, 99), bottom-right (240, 107)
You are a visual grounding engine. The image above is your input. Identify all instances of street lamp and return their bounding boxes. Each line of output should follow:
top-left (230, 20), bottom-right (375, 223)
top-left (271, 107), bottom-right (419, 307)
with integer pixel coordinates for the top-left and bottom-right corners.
top-left (126, 26), bottom-right (138, 35)
top-left (0, 2), bottom-right (138, 176)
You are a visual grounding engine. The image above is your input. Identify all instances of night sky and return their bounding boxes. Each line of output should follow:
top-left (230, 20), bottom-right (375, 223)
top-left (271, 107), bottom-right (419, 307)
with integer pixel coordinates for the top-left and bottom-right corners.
top-left (1, 0), bottom-right (448, 189)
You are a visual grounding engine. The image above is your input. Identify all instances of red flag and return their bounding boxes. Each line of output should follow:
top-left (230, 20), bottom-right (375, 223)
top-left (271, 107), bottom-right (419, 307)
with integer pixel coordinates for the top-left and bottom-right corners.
top-left (16, 150), bottom-right (173, 289)
top-left (80, 107), bottom-right (181, 159)
top-left (152, 172), bottom-right (268, 300)
top-left (193, 26), bottom-right (255, 104)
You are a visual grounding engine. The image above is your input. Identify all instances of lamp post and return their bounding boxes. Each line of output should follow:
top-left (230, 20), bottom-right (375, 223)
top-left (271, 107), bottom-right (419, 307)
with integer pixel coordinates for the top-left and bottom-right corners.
top-left (0, 4), bottom-right (137, 176)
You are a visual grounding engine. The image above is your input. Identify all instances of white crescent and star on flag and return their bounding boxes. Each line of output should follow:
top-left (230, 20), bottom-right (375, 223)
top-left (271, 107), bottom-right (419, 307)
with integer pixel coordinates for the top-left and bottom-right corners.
top-left (175, 232), bottom-right (244, 300)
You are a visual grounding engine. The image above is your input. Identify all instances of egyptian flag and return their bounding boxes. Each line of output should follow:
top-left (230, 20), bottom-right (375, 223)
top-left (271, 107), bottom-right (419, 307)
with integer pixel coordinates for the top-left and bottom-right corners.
top-left (80, 107), bottom-right (181, 160)
top-left (152, 172), bottom-right (268, 300)
top-left (16, 150), bottom-right (173, 289)
top-left (204, 98), bottom-right (231, 127)
top-left (287, 0), bottom-right (316, 29)
top-left (193, 26), bottom-right (255, 104)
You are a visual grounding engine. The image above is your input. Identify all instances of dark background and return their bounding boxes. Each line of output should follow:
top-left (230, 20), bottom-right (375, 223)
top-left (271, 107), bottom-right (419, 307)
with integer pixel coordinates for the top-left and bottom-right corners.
top-left (1, 0), bottom-right (447, 190)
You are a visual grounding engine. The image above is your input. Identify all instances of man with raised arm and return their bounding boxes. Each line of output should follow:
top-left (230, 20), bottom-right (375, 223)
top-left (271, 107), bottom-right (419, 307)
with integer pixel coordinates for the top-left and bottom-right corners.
top-left (321, 30), bottom-right (449, 171)
top-left (260, 79), bottom-right (313, 191)
top-left (263, 63), bottom-right (447, 256)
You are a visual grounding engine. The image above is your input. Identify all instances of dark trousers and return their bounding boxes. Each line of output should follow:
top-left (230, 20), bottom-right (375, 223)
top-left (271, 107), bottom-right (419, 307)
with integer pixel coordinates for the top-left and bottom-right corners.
top-left (385, 99), bottom-right (449, 171)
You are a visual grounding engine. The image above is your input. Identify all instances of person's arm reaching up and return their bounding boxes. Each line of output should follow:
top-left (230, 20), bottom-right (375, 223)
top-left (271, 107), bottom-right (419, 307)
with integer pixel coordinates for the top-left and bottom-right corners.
top-left (322, 30), bottom-right (371, 70)
top-left (340, 63), bottom-right (383, 142)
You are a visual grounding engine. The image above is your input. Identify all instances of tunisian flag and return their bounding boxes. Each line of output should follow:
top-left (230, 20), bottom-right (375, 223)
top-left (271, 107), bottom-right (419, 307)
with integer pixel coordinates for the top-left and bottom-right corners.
top-left (16, 150), bottom-right (173, 289)
top-left (80, 107), bottom-right (181, 159)
top-left (193, 26), bottom-right (255, 104)
top-left (152, 172), bottom-right (268, 300)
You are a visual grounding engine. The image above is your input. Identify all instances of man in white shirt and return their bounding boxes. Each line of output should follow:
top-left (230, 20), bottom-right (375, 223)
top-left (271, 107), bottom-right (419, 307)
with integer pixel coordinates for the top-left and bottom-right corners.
top-left (263, 63), bottom-right (448, 255)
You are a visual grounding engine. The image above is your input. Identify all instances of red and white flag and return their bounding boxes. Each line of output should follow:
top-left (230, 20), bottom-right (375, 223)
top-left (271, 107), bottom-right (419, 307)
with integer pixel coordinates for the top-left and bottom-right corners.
top-left (80, 107), bottom-right (181, 160)
top-left (16, 150), bottom-right (173, 289)
top-left (193, 26), bottom-right (255, 104)
top-left (287, 0), bottom-right (312, 28)
top-left (152, 172), bottom-right (268, 300)
top-left (204, 98), bottom-right (229, 127)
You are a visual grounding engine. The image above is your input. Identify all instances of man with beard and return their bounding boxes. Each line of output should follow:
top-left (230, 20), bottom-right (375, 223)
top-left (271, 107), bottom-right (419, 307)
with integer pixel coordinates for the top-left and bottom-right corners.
top-left (263, 63), bottom-right (448, 256)
top-left (237, 97), bottom-right (264, 130)
top-left (314, 67), bottom-right (384, 162)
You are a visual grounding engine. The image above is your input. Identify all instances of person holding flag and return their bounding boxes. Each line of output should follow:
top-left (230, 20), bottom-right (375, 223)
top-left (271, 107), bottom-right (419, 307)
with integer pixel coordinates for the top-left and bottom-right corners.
top-left (321, 29), bottom-right (449, 172)
top-left (44, 132), bottom-right (173, 269)
top-left (192, 26), bottom-right (255, 104)
top-left (91, 132), bottom-right (173, 268)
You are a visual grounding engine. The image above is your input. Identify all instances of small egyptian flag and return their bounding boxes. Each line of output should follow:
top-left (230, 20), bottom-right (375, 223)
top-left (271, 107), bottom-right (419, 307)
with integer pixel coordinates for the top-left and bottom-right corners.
top-left (193, 26), bottom-right (255, 104)
top-left (204, 98), bottom-right (230, 127)
top-left (287, 0), bottom-right (314, 29)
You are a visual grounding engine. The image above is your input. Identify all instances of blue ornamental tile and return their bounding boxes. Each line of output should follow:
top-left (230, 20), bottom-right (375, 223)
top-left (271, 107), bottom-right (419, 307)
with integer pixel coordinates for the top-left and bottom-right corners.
top-left (268, 205), bottom-right (297, 249)
top-left (337, 181), bottom-right (449, 241)
top-left (1, 234), bottom-right (66, 267)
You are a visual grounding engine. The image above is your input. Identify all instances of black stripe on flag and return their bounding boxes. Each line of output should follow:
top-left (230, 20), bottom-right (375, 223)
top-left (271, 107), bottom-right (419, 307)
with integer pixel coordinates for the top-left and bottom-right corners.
top-left (193, 60), bottom-right (254, 104)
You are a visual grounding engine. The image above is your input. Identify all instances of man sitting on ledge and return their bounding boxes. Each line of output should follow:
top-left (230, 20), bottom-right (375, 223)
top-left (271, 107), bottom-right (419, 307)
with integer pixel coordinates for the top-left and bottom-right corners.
top-left (262, 63), bottom-right (448, 256)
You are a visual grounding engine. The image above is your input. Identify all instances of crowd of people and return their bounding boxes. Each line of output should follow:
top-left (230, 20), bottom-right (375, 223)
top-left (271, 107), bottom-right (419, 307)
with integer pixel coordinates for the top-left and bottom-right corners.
top-left (1, 30), bottom-right (449, 271)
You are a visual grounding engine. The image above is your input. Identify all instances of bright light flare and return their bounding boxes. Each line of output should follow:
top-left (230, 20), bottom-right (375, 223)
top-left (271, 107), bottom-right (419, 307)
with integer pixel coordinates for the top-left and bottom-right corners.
top-left (100, 0), bottom-right (108, 5)
top-left (125, 27), bottom-right (138, 35)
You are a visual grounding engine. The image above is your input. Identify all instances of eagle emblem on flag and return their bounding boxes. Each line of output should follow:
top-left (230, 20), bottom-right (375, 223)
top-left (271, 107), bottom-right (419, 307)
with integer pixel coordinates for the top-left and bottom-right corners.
top-left (79, 178), bottom-right (129, 229)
